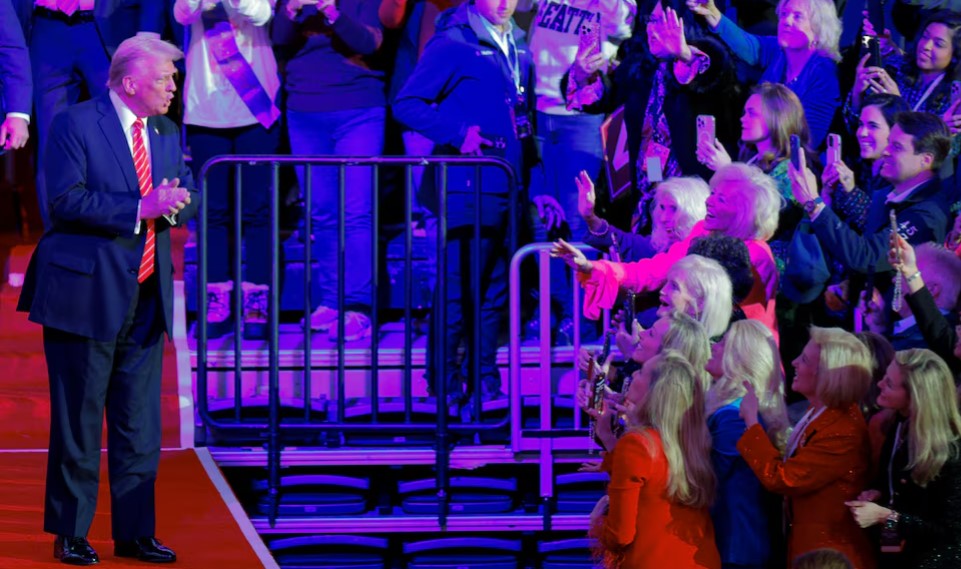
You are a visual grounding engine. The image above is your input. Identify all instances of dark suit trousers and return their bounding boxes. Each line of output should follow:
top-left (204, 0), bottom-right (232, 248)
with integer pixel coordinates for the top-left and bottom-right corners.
top-left (42, 276), bottom-right (164, 540)
top-left (30, 14), bottom-right (109, 230)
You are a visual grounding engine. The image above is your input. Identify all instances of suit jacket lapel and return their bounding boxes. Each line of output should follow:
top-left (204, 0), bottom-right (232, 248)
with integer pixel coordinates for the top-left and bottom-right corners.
top-left (97, 95), bottom-right (140, 196)
top-left (146, 116), bottom-right (163, 188)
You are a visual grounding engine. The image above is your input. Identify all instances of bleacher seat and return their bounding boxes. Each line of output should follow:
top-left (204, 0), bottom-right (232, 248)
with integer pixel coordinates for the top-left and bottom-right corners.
top-left (538, 538), bottom-right (596, 568)
top-left (403, 537), bottom-right (521, 569)
top-left (397, 477), bottom-right (516, 515)
top-left (554, 472), bottom-right (609, 514)
top-left (254, 474), bottom-right (369, 516)
top-left (269, 535), bottom-right (388, 569)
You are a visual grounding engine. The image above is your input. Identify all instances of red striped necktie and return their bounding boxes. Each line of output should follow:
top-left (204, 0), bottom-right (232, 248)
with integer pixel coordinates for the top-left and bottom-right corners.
top-left (133, 118), bottom-right (155, 283)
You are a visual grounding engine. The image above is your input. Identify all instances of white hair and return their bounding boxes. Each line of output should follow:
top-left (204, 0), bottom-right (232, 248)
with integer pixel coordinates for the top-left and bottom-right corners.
top-left (665, 254), bottom-right (733, 339)
top-left (107, 36), bottom-right (183, 91)
top-left (709, 163), bottom-right (782, 241)
top-left (777, 0), bottom-right (842, 62)
top-left (651, 177), bottom-right (710, 252)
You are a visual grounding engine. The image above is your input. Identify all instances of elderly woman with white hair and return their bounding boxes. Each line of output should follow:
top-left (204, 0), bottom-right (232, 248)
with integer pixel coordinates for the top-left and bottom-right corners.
top-left (687, 0), bottom-right (842, 148)
top-left (553, 162), bottom-right (781, 341)
top-left (578, 173), bottom-right (709, 262)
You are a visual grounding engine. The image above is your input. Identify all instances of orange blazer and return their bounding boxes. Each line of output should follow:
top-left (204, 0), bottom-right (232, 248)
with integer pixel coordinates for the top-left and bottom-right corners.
top-left (599, 430), bottom-right (721, 569)
top-left (737, 404), bottom-right (876, 569)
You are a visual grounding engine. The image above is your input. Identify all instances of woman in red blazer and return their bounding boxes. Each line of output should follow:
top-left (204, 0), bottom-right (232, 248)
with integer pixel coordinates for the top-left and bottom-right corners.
top-left (738, 326), bottom-right (876, 569)
top-left (591, 350), bottom-right (721, 569)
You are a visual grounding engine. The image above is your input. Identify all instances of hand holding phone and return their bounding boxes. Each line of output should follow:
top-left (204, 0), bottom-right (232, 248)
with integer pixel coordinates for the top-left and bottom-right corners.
top-left (696, 115), bottom-right (716, 148)
top-left (826, 134), bottom-right (841, 168)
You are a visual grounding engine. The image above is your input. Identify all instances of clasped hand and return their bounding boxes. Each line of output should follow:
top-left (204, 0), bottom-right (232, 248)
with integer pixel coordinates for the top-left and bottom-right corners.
top-left (141, 178), bottom-right (190, 220)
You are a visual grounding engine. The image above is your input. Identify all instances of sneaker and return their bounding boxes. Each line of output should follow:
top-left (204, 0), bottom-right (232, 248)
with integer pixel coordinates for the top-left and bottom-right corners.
top-left (241, 282), bottom-right (268, 340)
top-left (328, 311), bottom-right (372, 342)
top-left (304, 305), bottom-right (338, 332)
top-left (206, 281), bottom-right (233, 339)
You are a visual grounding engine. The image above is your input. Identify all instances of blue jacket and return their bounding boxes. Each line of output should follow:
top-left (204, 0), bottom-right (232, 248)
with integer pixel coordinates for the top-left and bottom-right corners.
top-left (0, 0), bottom-right (31, 117)
top-left (709, 400), bottom-right (772, 567)
top-left (392, 2), bottom-right (535, 200)
top-left (713, 15), bottom-right (840, 149)
top-left (17, 94), bottom-right (199, 341)
top-left (811, 176), bottom-right (948, 276)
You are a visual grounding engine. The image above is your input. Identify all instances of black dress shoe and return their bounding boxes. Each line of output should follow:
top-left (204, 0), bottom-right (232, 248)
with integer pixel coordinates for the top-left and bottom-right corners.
top-left (114, 537), bottom-right (177, 563)
top-left (53, 536), bottom-right (99, 565)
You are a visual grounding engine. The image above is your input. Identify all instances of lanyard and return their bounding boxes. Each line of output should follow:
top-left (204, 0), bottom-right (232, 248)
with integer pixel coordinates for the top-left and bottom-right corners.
top-left (887, 421), bottom-right (906, 506)
top-left (911, 73), bottom-right (945, 112)
top-left (785, 405), bottom-right (826, 461)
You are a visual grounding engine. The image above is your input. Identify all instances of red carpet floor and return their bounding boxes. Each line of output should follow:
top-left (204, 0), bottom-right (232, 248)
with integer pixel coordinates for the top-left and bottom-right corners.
top-left (0, 449), bottom-right (269, 568)
top-left (0, 243), bottom-right (182, 450)
top-left (0, 230), bottom-right (274, 568)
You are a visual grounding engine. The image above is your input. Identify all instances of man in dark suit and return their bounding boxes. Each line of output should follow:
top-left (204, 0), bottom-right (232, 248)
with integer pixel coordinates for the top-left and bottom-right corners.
top-left (0, 0), bottom-right (32, 151)
top-left (17, 35), bottom-right (197, 565)
top-left (12, 0), bottom-right (164, 229)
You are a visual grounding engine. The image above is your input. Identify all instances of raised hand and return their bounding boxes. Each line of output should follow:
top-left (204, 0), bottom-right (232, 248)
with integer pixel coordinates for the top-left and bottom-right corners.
top-left (685, 0), bottom-right (721, 27)
top-left (550, 238), bottom-right (594, 273)
top-left (696, 138), bottom-right (731, 172)
top-left (822, 160), bottom-right (855, 193)
top-left (661, 7), bottom-right (692, 61)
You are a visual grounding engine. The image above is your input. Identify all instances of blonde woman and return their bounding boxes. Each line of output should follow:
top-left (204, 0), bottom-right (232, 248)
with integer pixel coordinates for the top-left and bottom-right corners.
top-left (847, 349), bottom-right (961, 568)
top-left (554, 163), bottom-right (780, 340)
top-left (590, 351), bottom-right (720, 568)
top-left (706, 320), bottom-right (790, 569)
top-left (738, 327), bottom-right (875, 569)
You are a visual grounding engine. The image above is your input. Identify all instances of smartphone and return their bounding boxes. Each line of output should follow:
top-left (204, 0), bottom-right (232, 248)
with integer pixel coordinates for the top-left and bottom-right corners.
top-left (696, 115), bottom-right (716, 148)
top-left (952, 80), bottom-right (961, 104)
top-left (578, 21), bottom-right (601, 61)
top-left (827, 134), bottom-right (842, 168)
top-left (790, 134), bottom-right (802, 170)
top-left (863, 35), bottom-right (883, 69)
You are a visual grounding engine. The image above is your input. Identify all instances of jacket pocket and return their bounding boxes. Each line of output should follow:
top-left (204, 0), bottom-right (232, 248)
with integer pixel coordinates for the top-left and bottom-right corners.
top-left (48, 252), bottom-right (95, 275)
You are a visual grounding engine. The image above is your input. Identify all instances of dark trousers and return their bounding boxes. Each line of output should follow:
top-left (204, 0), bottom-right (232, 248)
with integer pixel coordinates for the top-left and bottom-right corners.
top-left (427, 194), bottom-right (510, 397)
top-left (30, 15), bottom-right (109, 229)
top-left (186, 122), bottom-right (280, 285)
top-left (43, 276), bottom-right (164, 540)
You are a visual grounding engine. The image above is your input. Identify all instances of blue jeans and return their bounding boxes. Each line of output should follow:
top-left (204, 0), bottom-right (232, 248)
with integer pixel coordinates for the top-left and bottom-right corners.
top-left (287, 106), bottom-right (386, 311)
top-left (187, 122), bottom-right (280, 285)
top-left (528, 112), bottom-right (604, 321)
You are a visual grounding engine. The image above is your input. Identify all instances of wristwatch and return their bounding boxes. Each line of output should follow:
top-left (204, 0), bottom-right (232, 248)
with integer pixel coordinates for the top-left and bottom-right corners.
top-left (803, 196), bottom-right (824, 215)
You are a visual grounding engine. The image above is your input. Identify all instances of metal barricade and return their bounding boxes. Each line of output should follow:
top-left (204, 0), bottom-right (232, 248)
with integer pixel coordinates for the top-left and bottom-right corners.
top-left (194, 155), bottom-right (520, 527)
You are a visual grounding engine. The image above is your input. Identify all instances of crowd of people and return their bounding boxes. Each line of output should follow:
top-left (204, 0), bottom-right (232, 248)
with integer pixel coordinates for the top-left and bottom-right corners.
top-left (4, 0), bottom-right (961, 565)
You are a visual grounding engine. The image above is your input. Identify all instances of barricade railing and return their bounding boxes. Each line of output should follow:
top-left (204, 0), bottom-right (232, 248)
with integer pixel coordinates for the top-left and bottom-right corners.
top-left (507, 242), bottom-right (607, 527)
top-left (195, 155), bottom-right (520, 527)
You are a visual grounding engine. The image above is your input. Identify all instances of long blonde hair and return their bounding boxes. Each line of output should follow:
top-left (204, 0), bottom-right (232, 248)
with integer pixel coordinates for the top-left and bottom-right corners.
top-left (707, 320), bottom-right (791, 450)
top-left (661, 310), bottom-right (712, 392)
top-left (810, 326), bottom-right (873, 409)
top-left (896, 349), bottom-right (961, 487)
top-left (630, 351), bottom-right (716, 509)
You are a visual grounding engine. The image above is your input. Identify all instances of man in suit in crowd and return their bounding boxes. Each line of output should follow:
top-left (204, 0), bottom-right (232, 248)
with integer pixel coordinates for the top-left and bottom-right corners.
top-left (0, 0), bottom-right (32, 151)
top-left (17, 35), bottom-right (198, 565)
top-left (12, 0), bottom-right (164, 229)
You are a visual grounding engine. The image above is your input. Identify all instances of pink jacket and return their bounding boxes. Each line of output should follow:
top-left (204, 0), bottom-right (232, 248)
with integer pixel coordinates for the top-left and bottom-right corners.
top-left (578, 221), bottom-right (779, 341)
